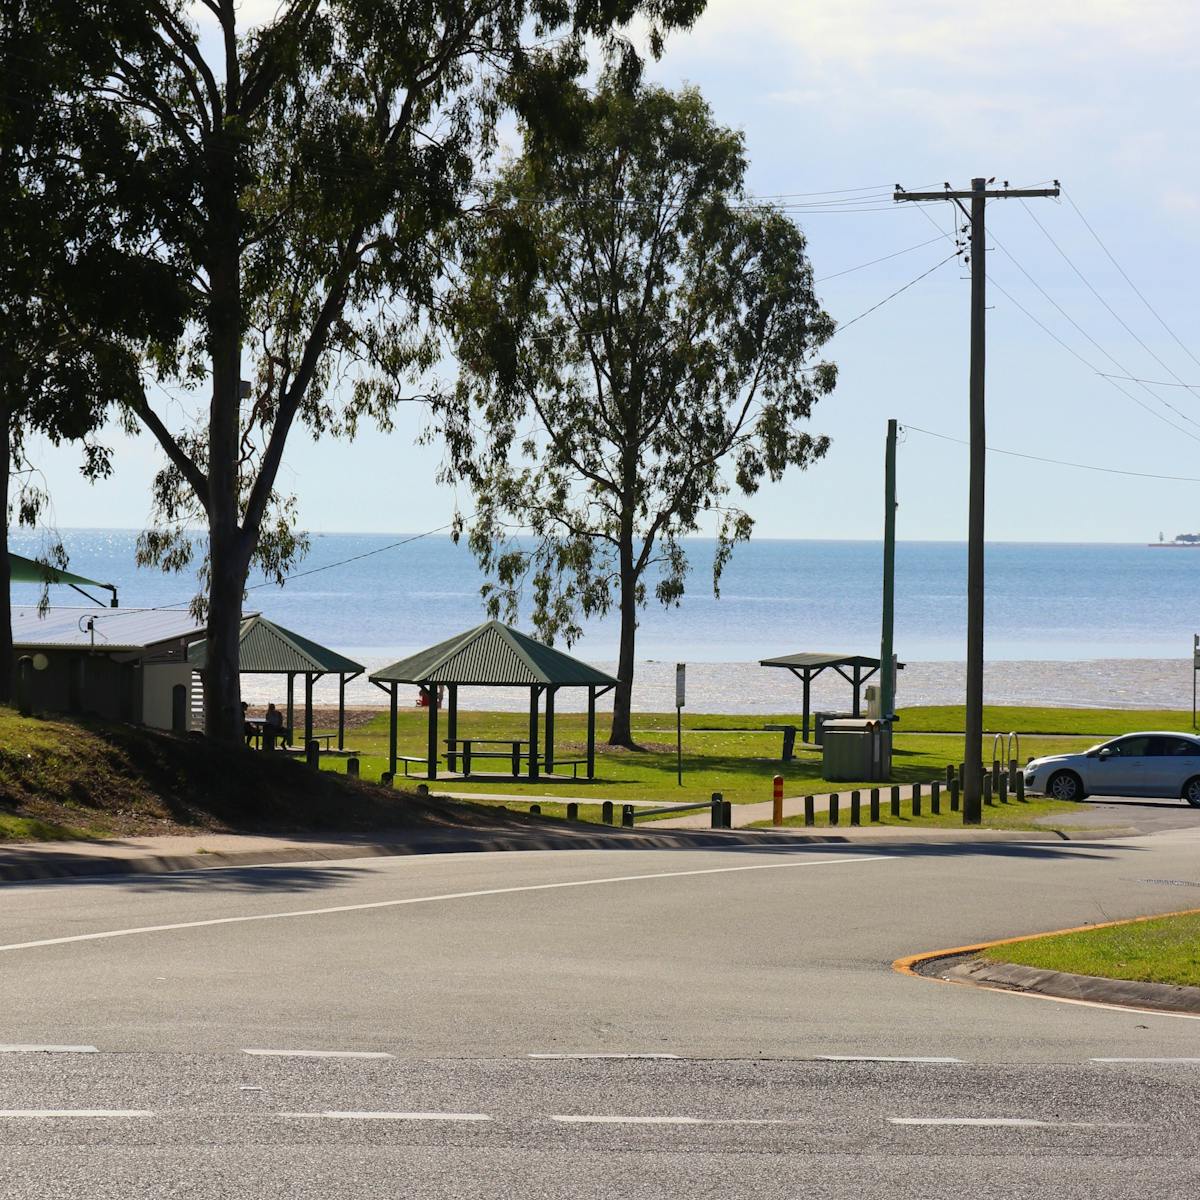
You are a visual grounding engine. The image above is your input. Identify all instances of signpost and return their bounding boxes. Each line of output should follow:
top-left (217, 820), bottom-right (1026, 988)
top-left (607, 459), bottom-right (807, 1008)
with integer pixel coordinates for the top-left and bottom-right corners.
top-left (675, 663), bottom-right (686, 786)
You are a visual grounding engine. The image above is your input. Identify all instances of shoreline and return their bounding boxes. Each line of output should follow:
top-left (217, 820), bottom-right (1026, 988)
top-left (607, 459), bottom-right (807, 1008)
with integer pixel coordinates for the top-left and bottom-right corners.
top-left (243, 656), bottom-right (1197, 715)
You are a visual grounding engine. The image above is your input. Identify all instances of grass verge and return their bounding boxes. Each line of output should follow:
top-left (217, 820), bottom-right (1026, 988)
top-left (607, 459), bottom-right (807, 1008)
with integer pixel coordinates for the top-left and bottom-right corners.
top-left (982, 911), bottom-right (1200, 989)
top-left (751, 794), bottom-right (1079, 832)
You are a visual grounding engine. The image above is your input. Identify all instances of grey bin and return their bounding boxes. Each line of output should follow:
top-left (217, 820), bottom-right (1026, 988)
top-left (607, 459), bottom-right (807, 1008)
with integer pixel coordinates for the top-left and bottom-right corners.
top-left (813, 711), bottom-right (854, 746)
top-left (821, 718), bottom-right (892, 782)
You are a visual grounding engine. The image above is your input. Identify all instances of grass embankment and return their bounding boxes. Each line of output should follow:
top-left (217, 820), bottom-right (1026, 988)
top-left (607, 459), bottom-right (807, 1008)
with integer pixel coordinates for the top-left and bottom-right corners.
top-left (0, 707), bottom-right (540, 843)
top-left (314, 703), bottom-right (1189, 826)
top-left (982, 912), bottom-right (1200, 989)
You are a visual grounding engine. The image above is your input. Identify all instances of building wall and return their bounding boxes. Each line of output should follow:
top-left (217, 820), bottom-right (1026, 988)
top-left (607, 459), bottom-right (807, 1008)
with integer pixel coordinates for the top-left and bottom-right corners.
top-left (14, 650), bottom-right (136, 723)
top-left (142, 663), bottom-right (194, 732)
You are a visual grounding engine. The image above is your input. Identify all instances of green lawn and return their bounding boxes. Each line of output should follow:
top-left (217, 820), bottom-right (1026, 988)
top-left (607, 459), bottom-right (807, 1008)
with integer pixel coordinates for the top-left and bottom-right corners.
top-left (897, 705), bottom-right (1198, 736)
top-left (983, 912), bottom-right (1200, 988)
top-left (314, 703), bottom-right (1186, 821)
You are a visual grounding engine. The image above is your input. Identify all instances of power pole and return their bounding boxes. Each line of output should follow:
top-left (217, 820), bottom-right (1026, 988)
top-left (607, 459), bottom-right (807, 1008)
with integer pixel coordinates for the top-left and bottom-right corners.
top-left (880, 418), bottom-right (897, 723)
top-left (894, 178), bottom-right (1059, 823)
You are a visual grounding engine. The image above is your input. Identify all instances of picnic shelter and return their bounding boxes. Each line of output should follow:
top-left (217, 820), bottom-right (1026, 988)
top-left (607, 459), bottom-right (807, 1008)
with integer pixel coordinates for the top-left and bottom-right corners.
top-left (758, 651), bottom-right (905, 744)
top-left (369, 620), bottom-right (618, 781)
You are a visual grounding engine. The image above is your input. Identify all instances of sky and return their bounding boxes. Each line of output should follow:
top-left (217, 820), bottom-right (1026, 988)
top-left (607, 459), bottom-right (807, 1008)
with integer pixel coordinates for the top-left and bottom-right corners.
top-left (25, 0), bottom-right (1200, 545)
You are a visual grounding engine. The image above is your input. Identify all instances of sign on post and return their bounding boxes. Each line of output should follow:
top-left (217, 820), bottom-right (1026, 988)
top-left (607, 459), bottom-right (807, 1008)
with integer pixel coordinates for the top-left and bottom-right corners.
top-left (675, 663), bottom-right (685, 786)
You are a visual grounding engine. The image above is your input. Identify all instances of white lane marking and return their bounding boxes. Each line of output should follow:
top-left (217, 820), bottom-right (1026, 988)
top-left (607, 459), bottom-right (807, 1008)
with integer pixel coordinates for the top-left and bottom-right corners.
top-left (0, 1109), bottom-right (152, 1119)
top-left (0, 1044), bottom-right (98, 1053)
top-left (281, 1111), bottom-right (490, 1122)
top-left (819, 1056), bottom-right (961, 1063)
top-left (242, 1049), bottom-right (392, 1060)
top-left (889, 1117), bottom-right (1125, 1128)
top-left (529, 1053), bottom-right (680, 1060)
top-left (0, 855), bottom-right (890, 955)
top-left (550, 1115), bottom-right (790, 1126)
top-left (1091, 1057), bottom-right (1200, 1063)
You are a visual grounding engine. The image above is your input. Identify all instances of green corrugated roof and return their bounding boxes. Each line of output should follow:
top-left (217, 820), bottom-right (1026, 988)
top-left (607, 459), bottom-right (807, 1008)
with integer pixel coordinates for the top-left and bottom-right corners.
top-left (370, 620), bottom-right (617, 687)
top-left (188, 615), bottom-right (363, 675)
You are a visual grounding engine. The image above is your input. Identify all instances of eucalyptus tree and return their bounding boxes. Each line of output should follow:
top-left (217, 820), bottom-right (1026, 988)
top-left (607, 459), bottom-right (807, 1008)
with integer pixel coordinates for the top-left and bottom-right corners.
top-left (0, 0), bottom-right (181, 702)
top-left (83, 0), bottom-right (703, 742)
top-left (437, 77), bottom-right (836, 746)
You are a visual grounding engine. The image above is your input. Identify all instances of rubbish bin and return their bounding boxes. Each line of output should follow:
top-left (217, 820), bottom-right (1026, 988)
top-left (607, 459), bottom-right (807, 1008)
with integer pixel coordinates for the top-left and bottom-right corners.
top-left (814, 711), bottom-right (853, 746)
top-left (821, 719), bottom-right (891, 782)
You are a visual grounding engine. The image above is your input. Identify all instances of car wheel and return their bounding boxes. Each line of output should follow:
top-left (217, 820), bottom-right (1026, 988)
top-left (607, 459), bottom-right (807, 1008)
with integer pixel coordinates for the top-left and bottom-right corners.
top-left (1047, 770), bottom-right (1084, 801)
top-left (1183, 777), bottom-right (1200, 808)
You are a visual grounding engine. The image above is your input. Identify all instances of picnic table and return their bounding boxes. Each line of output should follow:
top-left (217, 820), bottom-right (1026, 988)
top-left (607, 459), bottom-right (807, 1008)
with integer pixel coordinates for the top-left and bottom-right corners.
top-left (245, 719), bottom-right (291, 750)
top-left (445, 738), bottom-right (529, 777)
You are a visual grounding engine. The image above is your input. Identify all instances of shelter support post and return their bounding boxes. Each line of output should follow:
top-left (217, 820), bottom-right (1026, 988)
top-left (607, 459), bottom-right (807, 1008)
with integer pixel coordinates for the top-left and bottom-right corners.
top-left (528, 686), bottom-right (541, 781)
top-left (338, 675), bottom-right (346, 750)
top-left (799, 670), bottom-right (812, 744)
top-left (447, 685), bottom-right (458, 770)
top-left (389, 684), bottom-right (398, 777)
top-left (852, 664), bottom-right (862, 717)
top-left (427, 684), bottom-right (439, 781)
top-left (304, 674), bottom-right (314, 745)
top-left (286, 674), bottom-right (295, 746)
top-left (545, 686), bottom-right (557, 774)
top-left (587, 687), bottom-right (596, 779)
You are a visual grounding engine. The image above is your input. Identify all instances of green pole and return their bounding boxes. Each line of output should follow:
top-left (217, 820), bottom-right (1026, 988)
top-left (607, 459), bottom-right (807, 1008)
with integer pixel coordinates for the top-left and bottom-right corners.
top-left (880, 419), bottom-right (898, 720)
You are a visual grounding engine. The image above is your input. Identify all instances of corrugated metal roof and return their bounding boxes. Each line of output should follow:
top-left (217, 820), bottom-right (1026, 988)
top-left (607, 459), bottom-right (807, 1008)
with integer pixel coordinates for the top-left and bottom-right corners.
top-left (187, 615), bottom-right (363, 675)
top-left (370, 620), bottom-right (618, 687)
top-left (759, 652), bottom-right (905, 671)
top-left (11, 606), bottom-right (203, 650)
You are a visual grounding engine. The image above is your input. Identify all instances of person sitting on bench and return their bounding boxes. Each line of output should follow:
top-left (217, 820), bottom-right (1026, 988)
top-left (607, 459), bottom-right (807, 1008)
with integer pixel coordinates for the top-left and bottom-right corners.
top-left (263, 702), bottom-right (283, 751)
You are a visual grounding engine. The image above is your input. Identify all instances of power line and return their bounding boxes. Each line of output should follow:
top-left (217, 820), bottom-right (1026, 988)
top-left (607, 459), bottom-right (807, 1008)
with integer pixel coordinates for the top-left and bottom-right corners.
top-left (1097, 373), bottom-right (1200, 388)
top-left (814, 235), bottom-right (945, 283)
top-left (902, 422), bottom-right (1200, 483)
top-left (1020, 199), bottom-right (1200, 399)
top-left (1063, 188), bottom-right (1200, 375)
top-left (836, 252), bottom-right (959, 332)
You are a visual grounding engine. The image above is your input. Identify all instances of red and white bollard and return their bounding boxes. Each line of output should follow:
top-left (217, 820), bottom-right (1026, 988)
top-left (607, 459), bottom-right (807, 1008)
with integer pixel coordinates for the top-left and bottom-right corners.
top-left (773, 775), bottom-right (784, 827)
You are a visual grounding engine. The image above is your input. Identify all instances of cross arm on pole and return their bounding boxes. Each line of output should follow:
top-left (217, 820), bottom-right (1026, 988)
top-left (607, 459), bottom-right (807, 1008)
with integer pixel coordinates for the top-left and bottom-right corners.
top-left (894, 187), bottom-right (1060, 201)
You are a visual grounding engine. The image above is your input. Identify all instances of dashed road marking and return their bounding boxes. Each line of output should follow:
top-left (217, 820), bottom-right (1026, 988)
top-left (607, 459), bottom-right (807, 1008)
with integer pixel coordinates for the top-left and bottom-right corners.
top-left (0, 1109), bottom-right (152, 1119)
top-left (242, 1049), bottom-right (392, 1060)
top-left (889, 1117), bottom-right (1126, 1128)
top-left (0, 855), bottom-right (890, 955)
top-left (0, 1044), bottom-right (98, 1053)
top-left (282, 1111), bottom-right (490, 1122)
top-left (550, 1115), bottom-right (791, 1126)
top-left (1091, 1057), bottom-right (1200, 1063)
top-left (819, 1056), bottom-right (962, 1064)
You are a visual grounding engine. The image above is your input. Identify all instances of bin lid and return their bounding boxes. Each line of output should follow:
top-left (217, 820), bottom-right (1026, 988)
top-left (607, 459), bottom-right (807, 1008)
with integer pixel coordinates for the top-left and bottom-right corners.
top-left (822, 719), bottom-right (882, 732)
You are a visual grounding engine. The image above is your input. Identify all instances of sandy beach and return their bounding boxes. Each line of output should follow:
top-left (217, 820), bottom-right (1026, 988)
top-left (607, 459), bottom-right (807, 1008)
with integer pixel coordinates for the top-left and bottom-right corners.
top-left (239, 656), bottom-right (1196, 715)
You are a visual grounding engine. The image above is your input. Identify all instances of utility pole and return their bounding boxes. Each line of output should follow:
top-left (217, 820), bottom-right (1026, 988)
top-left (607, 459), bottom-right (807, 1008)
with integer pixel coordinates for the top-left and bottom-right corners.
top-left (880, 418), bottom-right (897, 723)
top-left (894, 178), bottom-right (1059, 823)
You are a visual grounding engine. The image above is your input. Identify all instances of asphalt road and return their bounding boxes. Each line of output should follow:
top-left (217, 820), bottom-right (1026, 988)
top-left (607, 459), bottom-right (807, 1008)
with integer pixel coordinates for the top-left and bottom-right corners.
top-left (3, 828), bottom-right (1200, 1197)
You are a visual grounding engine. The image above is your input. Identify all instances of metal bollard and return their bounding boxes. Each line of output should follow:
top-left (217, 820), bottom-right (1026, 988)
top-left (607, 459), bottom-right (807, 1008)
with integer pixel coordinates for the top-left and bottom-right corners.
top-left (850, 791), bottom-right (861, 826)
top-left (992, 759), bottom-right (1001, 791)
top-left (416, 783), bottom-right (429, 796)
top-left (931, 780), bottom-right (940, 815)
top-left (567, 802), bottom-right (579, 821)
top-left (1016, 772), bottom-right (1026, 802)
top-left (983, 772), bottom-right (993, 804)
top-left (804, 796), bottom-right (815, 827)
top-left (602, 800), bottom-right (614, 825)
top-left (998, 772), bottom-right (1008, 804)
top-left (722, 800), bottom-right (733, 829)
top-left (305, 739), bottom-right (320, 769)
top-left (870, 787), bottom-right (880, 823)
top-left (621, 804), bottom-right (635, 828)
top-left (829, 794), bottom-right (839, 826)
top-left (912, 782), bottom-right (922, 817)
top-left (890, 786), bottom-right (900, 818)
top-left (950, 778), bottom-right (960, 812)
top-left (530, 803), bottom-right (541, 816)
top-left (346, 757), bottom-right (359, 778)
top-left (1009, 758), bottom-right (1019, 789)
top-left (711, 792), bottom-right (725, 829)
top-left (380, 771), bottom-right (394, 787)
top-left (773, 775), bottom-right (784, 827)
top-left (945, 763), bottom-right (955, 787)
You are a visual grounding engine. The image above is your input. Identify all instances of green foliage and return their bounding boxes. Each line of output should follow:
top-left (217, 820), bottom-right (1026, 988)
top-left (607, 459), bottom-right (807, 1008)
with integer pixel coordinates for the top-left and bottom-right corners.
top-left (435, 73), bottom-right (835, 739)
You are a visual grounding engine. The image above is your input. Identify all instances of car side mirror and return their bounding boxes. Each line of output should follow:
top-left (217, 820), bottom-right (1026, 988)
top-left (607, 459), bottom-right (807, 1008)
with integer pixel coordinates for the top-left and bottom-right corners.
top-left (1097, 748), bottom-right (1112, 761)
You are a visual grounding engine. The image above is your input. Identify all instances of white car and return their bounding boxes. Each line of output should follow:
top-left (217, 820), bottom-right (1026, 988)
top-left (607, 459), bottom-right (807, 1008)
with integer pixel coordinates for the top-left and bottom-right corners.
top-left (1024, 731), bottom-right (1200, 805)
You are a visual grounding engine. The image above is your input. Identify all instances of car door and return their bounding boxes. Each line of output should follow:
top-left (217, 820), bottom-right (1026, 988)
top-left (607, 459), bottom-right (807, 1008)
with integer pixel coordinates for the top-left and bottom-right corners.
top-left (1090, 735), bottom-right (1153, 796)
top-left (1147, 736), bottom-right (1200, 799)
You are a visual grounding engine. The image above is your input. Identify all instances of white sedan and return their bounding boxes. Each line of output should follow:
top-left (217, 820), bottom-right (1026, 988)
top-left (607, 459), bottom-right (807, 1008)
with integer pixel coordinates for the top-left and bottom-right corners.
top-left (1025, 732), bottom-right (1200, 805)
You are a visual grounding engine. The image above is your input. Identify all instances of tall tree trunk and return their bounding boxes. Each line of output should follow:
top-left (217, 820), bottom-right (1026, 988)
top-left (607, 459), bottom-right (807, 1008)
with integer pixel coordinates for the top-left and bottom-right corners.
top-left (202, 519), bottom-right (248, 743)
top-left (608, 546), bottom-right (638, 748)
top-left (0, 406), bottom-right (12, 706)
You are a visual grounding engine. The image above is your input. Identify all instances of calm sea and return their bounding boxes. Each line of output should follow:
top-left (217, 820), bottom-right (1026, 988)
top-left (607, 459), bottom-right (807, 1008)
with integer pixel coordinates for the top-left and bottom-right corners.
top-left (9, 531), bottom-right (1197, 710)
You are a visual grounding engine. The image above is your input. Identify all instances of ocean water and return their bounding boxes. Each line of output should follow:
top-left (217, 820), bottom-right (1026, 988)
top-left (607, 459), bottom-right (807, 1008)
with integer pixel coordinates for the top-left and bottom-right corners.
top-left (9, 531), bottom-right (1198, 711)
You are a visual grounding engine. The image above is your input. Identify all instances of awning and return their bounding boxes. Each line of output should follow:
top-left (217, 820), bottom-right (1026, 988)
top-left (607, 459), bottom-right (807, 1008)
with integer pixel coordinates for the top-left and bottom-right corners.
top-left (8, 553), bottom-right (118, 607)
